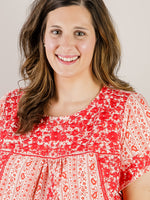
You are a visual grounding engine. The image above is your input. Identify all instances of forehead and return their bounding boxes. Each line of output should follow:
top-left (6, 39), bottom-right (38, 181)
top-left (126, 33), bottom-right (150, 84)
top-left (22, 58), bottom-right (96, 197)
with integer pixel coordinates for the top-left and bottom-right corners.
top-left (46, 5), bottom-right (93, 27)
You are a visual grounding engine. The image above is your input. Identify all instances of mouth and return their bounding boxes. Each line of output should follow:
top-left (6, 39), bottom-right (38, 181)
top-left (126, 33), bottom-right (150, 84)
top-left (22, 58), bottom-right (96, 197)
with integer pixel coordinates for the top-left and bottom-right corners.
top-left (56, 54), bottom-right (80, 64)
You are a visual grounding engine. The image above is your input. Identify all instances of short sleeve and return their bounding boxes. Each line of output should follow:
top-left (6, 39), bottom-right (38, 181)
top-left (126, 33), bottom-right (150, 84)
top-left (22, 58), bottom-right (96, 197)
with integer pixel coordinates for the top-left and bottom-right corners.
top-left (119, 93), bottom-right (150, 191)
top-left (0, 95), bottom-right (6, 121)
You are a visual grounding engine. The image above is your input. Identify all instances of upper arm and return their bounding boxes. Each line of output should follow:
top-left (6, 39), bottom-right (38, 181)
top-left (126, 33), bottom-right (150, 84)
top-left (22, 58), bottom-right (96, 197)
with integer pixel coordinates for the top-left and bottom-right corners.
top-left (0, 95), bottom-right (6, 120)
top-left (120, 93), bottom-right (150, 197)
top-left (122, 171), bottom-right (150, 200)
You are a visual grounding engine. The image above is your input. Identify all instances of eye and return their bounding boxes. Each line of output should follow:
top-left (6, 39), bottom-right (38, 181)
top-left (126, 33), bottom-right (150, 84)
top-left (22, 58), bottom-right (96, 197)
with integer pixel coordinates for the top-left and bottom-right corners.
top-left (75, 31), bottom-right (86, 37)
top-left (51, 29), bottom-right (62, 35)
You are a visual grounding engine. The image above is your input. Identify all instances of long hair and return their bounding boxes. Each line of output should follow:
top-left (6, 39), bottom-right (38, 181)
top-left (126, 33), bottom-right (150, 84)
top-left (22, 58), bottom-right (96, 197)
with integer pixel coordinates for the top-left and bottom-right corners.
top-left (17, 0), bottom-right (133, 134)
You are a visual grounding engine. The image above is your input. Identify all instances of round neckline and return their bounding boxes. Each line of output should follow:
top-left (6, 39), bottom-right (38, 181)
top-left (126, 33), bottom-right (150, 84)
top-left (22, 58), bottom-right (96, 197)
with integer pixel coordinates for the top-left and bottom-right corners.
top-left (44, 86), bottom-right (106, 121)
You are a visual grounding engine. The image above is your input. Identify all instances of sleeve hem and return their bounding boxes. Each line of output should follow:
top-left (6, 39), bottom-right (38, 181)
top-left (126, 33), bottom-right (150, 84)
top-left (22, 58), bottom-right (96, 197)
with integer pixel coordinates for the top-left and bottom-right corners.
top-left (119, 165), bottom-right (150, 193)
top-left (119, 153), bottom-right (150, 192)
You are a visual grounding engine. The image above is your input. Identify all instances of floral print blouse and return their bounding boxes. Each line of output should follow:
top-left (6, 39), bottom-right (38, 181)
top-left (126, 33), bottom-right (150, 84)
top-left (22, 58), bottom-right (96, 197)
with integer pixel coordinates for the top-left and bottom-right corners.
top-left (0, 86), bottom-right (150, 200)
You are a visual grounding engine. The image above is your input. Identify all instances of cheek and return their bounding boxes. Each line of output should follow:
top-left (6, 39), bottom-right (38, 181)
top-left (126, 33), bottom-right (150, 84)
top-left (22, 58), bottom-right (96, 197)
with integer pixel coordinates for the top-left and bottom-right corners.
top-left (44, 41), bottom-right (57, 66)
top-left (46, 43), bottom-right (57, 52)
top-left (44, 36), bottom-right (58, 52)
top-left (45, 42), bottom-right (58, 64)
top-left (79, 39), bottom-right (96, 55)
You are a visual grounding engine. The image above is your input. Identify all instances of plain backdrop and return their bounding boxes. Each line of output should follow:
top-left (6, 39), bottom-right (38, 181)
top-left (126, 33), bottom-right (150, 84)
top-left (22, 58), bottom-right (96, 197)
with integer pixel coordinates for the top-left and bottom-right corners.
top-left (0, 0), bottom-right (150, 103)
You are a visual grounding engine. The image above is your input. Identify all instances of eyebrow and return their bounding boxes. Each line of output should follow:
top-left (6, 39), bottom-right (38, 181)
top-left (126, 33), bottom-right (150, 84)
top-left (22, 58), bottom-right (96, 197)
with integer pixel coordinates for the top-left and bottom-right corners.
top-left (49, 25), bottom-right (89, 31)
top-left (74, 26), bottom-right (89, 31)
top-left (50, 25), bottom-right (62, 28)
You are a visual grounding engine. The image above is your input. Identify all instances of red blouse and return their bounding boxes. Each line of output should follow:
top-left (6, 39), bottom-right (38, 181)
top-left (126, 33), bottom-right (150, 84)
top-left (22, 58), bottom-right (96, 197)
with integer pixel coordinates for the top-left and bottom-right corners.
top-left (0, 86), bottom-right (150, 200)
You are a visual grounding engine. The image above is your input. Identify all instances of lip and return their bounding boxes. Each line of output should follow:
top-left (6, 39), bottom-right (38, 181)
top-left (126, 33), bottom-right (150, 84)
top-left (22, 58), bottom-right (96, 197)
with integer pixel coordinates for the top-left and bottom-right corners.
top-left (56, 54), bottom-right (80, 65)
top-left (57, 54), bottom-right (79, 58)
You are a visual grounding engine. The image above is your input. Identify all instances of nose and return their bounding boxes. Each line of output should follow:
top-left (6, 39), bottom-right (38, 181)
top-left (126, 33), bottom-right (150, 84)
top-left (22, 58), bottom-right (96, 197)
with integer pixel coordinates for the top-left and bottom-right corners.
top-left (59, 34), bottom-right (75, 51)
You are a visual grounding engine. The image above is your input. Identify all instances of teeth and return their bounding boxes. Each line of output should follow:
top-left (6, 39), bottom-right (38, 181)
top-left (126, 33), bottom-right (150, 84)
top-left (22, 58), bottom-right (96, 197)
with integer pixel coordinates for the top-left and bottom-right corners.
top-left (58, 55), bottom-right (78, 62)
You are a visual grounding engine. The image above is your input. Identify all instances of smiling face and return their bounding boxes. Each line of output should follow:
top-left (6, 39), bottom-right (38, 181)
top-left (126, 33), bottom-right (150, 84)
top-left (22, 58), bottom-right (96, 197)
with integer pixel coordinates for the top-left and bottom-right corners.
top-left (44, 5), bottom-right (96, 80)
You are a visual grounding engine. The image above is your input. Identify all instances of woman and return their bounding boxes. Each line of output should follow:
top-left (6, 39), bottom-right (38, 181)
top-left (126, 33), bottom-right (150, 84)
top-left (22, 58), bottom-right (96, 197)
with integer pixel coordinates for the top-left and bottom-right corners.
top-left (0, 0), bottom-right (150, 199)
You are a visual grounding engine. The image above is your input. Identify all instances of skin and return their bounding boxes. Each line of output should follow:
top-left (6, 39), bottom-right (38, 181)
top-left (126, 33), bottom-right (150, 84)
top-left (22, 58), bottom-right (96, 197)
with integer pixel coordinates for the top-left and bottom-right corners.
top-left (44, 5), bottom-right (150, 199)
top-left (44, 5), bottom-right (101, 116)
top-left (44, 5), bottom-right (96, 79)
top-left (122, 171), bottom-right (150, 200)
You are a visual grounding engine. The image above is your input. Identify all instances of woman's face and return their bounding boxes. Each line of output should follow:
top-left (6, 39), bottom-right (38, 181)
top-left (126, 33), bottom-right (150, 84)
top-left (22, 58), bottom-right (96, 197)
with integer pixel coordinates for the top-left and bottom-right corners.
top-left (44, 5), bottom-right (96, 79)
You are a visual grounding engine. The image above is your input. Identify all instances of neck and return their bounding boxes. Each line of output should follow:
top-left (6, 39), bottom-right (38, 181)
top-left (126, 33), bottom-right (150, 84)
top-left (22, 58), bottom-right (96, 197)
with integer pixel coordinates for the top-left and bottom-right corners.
top-left (53, 72), bottom-right (101, 103)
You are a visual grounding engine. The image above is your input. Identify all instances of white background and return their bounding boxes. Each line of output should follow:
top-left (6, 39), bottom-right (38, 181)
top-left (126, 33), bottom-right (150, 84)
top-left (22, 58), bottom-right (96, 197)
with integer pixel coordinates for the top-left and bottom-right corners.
top-left (0, 0), bottom-right (150, 103)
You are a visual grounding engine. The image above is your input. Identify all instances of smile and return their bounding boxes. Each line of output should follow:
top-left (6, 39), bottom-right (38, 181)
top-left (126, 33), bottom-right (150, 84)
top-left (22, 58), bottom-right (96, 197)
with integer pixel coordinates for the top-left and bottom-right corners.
top-left (57, 55), bottom-right (79, 62)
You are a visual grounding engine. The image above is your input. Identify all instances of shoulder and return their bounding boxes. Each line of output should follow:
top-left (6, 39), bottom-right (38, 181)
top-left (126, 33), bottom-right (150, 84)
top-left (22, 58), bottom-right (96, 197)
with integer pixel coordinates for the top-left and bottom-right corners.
top-left (101, 86), bottom-right (135, 108)
top-left (0, 88), bottom-right (23, 117)
top-left (103, 86), bottom-right (133, 98)
top-left (2, 88), bottom-right (22, 103)
top-left (100, 87), bottom-right (150, 123)
top-left (103, 86), bottom-right (149, 107)
top-left (4, 88), bottom-right (22, 101)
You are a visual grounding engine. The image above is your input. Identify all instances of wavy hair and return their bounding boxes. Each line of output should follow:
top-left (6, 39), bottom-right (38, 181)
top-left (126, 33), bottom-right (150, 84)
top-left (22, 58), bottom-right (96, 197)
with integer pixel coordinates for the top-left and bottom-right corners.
top-left (17, 0), bottom-right (133, 134)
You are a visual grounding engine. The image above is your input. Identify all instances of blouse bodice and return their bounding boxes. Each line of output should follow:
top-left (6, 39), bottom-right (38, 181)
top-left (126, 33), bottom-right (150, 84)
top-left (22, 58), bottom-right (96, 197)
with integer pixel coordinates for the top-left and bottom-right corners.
top-left (0, 86), bottom-right (150, 199)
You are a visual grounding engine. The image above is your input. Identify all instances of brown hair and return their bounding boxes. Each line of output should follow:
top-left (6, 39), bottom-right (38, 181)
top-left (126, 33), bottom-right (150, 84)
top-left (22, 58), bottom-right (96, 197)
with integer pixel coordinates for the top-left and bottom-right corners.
top-left (17, 0), bottom-right (133, 134)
